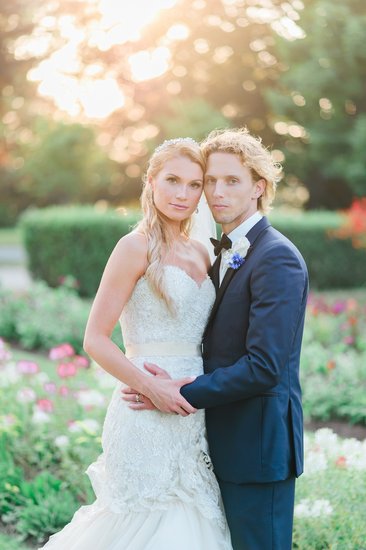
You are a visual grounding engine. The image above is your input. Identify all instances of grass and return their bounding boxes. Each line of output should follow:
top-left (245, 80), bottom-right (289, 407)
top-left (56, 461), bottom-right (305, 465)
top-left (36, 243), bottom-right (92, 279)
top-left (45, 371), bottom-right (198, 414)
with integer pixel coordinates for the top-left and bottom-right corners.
top-left (0, 228), bottom-right (21, 246)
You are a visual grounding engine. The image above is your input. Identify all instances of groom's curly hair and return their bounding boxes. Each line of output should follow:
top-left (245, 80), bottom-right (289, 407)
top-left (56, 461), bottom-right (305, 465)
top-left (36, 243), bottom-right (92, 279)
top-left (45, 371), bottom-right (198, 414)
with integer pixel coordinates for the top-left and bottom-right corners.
top-left (200, 128), bottom-right (281, 214)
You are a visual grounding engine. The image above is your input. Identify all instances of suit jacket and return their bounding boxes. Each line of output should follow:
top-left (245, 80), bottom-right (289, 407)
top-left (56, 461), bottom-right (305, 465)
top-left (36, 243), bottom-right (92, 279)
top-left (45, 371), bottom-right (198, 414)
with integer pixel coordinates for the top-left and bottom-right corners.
top-left (181, 217), bottom-right (309, 484)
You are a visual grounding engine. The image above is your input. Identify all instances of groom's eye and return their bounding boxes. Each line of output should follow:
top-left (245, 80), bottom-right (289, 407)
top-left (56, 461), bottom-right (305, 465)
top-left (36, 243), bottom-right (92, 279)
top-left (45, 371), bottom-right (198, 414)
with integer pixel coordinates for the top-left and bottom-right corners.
top-left (167, 177), bottom-right (177, 183)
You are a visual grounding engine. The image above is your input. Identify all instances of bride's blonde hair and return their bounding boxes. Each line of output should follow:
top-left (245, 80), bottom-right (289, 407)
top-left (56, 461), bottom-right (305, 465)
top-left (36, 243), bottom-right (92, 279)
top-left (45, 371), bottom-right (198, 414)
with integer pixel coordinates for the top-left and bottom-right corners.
top-left (136, 138), bottom-right (205, 310)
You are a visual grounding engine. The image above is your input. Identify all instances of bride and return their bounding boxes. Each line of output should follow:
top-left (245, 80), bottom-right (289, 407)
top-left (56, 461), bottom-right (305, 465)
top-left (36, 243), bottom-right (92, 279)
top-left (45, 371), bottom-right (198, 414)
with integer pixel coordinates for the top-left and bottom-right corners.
top-left (40, 137), bottom-right (232, 549)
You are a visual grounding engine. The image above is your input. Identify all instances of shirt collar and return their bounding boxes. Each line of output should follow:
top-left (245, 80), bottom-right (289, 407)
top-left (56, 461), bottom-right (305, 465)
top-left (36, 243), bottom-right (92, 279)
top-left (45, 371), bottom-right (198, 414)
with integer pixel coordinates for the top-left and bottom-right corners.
top-left (227, 211), bottom-right (263, 243)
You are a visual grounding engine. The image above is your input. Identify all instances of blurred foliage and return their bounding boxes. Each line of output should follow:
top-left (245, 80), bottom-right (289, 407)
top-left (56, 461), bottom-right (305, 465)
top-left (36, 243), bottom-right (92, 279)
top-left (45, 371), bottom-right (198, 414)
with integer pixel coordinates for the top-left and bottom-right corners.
top-left (270, 210), bottom-right (366, 289)
top-left (268, 0), bottom-right (366, 209)
top-left (19, 120), bottom-right (118, 206)
top-left (1, 0), bottom-right (366, 219)
top-left (20, 206), bottom-right (139, 297)
top-left (154, 98), bottom-right (229, 144)
top-left (0, 281), bottom-right (90, 352)
top-left (19, 206), bottom-right (366, 292)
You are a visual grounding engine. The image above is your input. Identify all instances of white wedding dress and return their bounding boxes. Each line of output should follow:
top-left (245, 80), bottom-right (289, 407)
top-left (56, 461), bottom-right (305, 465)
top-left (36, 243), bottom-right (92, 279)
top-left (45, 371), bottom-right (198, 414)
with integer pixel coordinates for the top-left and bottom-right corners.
top-left (41, 265), bottom-right (232, 550)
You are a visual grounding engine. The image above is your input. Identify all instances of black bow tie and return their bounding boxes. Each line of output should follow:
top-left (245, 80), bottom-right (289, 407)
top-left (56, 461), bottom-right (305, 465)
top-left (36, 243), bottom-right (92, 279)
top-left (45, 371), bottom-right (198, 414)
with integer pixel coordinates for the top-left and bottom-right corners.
top-left (210, 233), bottom-right (232, 256)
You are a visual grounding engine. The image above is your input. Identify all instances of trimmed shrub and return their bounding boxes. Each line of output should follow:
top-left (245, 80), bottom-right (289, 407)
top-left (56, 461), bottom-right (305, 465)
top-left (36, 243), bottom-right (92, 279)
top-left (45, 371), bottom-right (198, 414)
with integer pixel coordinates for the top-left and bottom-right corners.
top-left (20, 207), bottom-right (366, 293)
top-left (270, 211), bottom-right (366, 289)
top-left (20, 206), bottom-right (139, 297)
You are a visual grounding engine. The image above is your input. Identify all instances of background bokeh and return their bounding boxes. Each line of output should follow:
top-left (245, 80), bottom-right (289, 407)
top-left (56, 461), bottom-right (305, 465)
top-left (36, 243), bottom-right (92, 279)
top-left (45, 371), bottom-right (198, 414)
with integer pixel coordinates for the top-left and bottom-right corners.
top-left (1, 1), bottom-right (366, 549)
top-left (1, 0), bottom-right (365, 223)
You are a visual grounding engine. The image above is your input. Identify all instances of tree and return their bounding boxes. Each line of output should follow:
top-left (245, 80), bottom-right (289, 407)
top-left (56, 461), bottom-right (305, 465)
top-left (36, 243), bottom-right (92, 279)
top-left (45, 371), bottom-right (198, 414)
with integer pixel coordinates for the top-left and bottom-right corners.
top-left (19, 120), bottom-right (118, 207)
top-left (268, 0), bottom-right (366, 209)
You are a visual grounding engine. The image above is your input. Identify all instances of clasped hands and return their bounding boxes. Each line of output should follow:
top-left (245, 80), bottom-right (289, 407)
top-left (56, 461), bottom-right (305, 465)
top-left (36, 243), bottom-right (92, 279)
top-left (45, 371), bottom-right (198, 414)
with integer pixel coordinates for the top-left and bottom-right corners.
top-left (121, 363), bottom-right (197, 417)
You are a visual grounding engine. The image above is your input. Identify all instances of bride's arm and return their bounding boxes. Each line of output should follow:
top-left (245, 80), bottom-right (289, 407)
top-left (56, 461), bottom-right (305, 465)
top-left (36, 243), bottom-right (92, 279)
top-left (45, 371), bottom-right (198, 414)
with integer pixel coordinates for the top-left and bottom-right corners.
top-left (83, 232), bottom-right (196, 416)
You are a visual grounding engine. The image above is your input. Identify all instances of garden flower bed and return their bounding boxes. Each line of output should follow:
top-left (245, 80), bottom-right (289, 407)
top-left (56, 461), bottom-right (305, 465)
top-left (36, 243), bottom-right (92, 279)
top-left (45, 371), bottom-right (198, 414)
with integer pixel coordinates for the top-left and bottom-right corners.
top-left (301, 292), bottom-right (366, 426)
top-left (0, 338), bottom-right (366, 548)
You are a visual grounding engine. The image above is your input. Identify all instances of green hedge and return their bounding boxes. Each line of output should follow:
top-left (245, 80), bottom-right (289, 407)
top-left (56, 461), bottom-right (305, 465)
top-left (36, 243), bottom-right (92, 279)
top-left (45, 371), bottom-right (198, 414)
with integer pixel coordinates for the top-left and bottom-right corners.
top-left (20, 207), bottom-right (366, 294)
top-left (270, 211), bottom-right (366, 289)
top-left (20, 206), bottom-right (139, 297)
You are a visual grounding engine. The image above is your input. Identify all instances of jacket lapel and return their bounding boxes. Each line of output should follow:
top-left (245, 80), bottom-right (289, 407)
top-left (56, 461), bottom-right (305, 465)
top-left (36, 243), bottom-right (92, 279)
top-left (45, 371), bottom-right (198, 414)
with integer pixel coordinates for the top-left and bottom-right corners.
top-left (204, 216), bottom-right (271, 333)
top-left (209, 255), bottom-right (221, 291)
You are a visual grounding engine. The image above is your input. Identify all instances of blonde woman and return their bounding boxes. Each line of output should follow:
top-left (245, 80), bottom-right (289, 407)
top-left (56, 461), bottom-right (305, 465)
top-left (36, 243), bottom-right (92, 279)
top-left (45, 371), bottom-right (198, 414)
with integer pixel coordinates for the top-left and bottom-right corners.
top-left (40, 138), bottom-right (232, 550)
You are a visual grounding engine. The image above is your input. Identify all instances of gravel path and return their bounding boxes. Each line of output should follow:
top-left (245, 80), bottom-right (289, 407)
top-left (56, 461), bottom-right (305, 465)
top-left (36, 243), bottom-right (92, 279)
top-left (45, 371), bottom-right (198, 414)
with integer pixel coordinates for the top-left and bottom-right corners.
top-left (0, 244), bottom-right (32, 292)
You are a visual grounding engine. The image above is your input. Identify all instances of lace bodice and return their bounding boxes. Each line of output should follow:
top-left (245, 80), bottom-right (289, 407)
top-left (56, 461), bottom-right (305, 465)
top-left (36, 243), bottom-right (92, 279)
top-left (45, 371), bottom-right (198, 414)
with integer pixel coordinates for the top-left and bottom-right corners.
top-left (120, 265), bottom-right (215, 347)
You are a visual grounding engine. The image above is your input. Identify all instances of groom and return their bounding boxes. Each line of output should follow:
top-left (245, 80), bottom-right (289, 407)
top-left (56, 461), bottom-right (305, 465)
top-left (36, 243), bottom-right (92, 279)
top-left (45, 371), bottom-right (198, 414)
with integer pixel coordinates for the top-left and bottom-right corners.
top-left (180, 128), bottom-right (308, 549)
top-left (126, 128), bottom-right (308, 549)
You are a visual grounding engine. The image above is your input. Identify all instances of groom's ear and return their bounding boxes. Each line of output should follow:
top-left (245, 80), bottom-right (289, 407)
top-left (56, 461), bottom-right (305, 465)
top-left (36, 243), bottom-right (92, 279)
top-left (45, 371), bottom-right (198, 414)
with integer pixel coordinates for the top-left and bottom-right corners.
top-left (252, 178), bottom-right (266, 199)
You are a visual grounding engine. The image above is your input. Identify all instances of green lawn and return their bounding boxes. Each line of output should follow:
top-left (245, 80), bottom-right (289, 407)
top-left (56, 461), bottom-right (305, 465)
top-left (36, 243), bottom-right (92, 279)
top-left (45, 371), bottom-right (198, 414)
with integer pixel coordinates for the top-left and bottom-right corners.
top-left (0, 228), bottom-right (21, 246)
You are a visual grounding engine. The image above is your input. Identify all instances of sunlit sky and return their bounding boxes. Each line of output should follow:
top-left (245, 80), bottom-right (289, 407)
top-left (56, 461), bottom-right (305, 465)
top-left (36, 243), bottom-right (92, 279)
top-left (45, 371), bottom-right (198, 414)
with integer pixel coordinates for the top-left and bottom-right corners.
top-left (27, 0), bottom-right (179, 118)
top-left (24, 0), bottom-right (305, 120)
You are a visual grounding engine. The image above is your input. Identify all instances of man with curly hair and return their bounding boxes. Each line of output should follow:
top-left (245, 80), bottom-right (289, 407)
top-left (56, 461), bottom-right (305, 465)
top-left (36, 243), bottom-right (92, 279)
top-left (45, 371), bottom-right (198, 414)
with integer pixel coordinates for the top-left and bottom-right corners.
top-left (180, 128), bottom-right (309, 549)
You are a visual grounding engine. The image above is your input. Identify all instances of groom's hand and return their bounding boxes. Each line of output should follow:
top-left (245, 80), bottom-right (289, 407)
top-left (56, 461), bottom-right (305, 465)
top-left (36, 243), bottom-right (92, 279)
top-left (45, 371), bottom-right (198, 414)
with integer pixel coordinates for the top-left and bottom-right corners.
top-left (121, 362), bottom-right (171, 409)
top-left (121, 362), bottom-right (197, 416)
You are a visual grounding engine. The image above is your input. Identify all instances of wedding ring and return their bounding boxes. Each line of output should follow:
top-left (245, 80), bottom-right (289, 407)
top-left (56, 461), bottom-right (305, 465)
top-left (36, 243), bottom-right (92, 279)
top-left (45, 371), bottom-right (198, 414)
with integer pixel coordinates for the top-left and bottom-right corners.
top-left (135, 393), bottom-right (141, 403)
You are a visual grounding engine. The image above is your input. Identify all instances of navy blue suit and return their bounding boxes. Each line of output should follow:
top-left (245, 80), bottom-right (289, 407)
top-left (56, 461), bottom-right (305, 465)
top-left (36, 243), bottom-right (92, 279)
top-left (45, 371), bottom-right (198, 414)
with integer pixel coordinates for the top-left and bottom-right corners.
top-left (181, 217), bottom-right (308, 549)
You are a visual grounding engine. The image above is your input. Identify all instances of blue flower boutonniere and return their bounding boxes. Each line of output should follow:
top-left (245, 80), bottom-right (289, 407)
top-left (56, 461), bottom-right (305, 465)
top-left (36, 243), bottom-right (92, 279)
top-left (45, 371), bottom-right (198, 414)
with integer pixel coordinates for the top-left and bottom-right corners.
top-left (222, 236), bottom-right (251, 270)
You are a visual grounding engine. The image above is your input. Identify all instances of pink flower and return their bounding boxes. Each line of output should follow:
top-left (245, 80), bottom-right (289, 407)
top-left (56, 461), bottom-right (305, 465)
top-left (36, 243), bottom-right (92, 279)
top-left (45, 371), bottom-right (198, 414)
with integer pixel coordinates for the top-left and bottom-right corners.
top-left (44, 382), bottom-right (57, 394)
top-left (17, 360), bottom-right (39, 375)
top-left (36, 398), bottom-right (54, 413)
top-left (344, 336), bottom-right (355, 345)
top-left (331, 301), bottom-right (347, 315)
top-left (59, 385), bottom-right (70, 397)
top-left (57, 362), bottom-right (77, 378)
top-left (49, 343), bottom-right (75, 361)
top-left (74, 355), bottom-right (89, 368)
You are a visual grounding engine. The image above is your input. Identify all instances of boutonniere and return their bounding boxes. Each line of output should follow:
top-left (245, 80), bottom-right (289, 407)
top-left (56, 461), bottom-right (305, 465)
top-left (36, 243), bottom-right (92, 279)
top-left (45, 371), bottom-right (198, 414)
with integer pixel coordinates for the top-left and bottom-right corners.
top-left (222, 237), bottom-right (251, 270)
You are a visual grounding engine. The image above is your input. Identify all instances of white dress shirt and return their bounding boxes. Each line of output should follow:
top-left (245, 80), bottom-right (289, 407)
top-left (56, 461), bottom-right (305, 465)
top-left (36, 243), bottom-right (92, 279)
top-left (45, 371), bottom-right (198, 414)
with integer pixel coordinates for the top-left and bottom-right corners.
top-left (219, 211), bottom-right (263, 284)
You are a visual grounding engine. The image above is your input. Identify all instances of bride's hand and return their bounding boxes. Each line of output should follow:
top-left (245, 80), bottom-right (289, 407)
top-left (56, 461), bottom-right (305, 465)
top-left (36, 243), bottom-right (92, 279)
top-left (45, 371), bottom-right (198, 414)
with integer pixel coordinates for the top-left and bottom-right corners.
top-left (122, 387), bottom-right (156, 410)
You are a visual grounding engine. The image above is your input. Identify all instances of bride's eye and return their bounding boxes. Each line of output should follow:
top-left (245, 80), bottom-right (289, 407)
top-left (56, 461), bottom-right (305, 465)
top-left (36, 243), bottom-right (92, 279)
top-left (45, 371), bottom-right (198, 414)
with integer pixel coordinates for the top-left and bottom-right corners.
top-left (190, 182), bottom-right (202, 189)
top-left (167, 177), bottom-right (177, 184)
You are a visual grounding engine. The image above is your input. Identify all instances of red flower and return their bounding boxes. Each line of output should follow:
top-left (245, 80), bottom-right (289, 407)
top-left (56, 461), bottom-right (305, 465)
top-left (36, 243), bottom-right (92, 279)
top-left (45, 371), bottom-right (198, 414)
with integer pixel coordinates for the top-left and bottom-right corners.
top-left (326, 360), bottom-right (336, 371)
top-left (336, 456), bottom-right (347, 468)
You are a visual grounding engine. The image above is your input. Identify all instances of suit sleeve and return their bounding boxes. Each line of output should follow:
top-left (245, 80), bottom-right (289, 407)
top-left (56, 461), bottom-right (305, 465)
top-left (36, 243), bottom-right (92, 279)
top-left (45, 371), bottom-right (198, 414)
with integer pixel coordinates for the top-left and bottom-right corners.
top-left (181, 244), bottom-right (308, 409)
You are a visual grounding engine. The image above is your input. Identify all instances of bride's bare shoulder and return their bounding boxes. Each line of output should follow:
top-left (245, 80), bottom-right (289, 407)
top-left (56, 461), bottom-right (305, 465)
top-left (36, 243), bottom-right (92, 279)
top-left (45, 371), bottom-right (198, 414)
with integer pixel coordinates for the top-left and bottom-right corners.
top-left (110, 231), bottom-right (148, 277)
